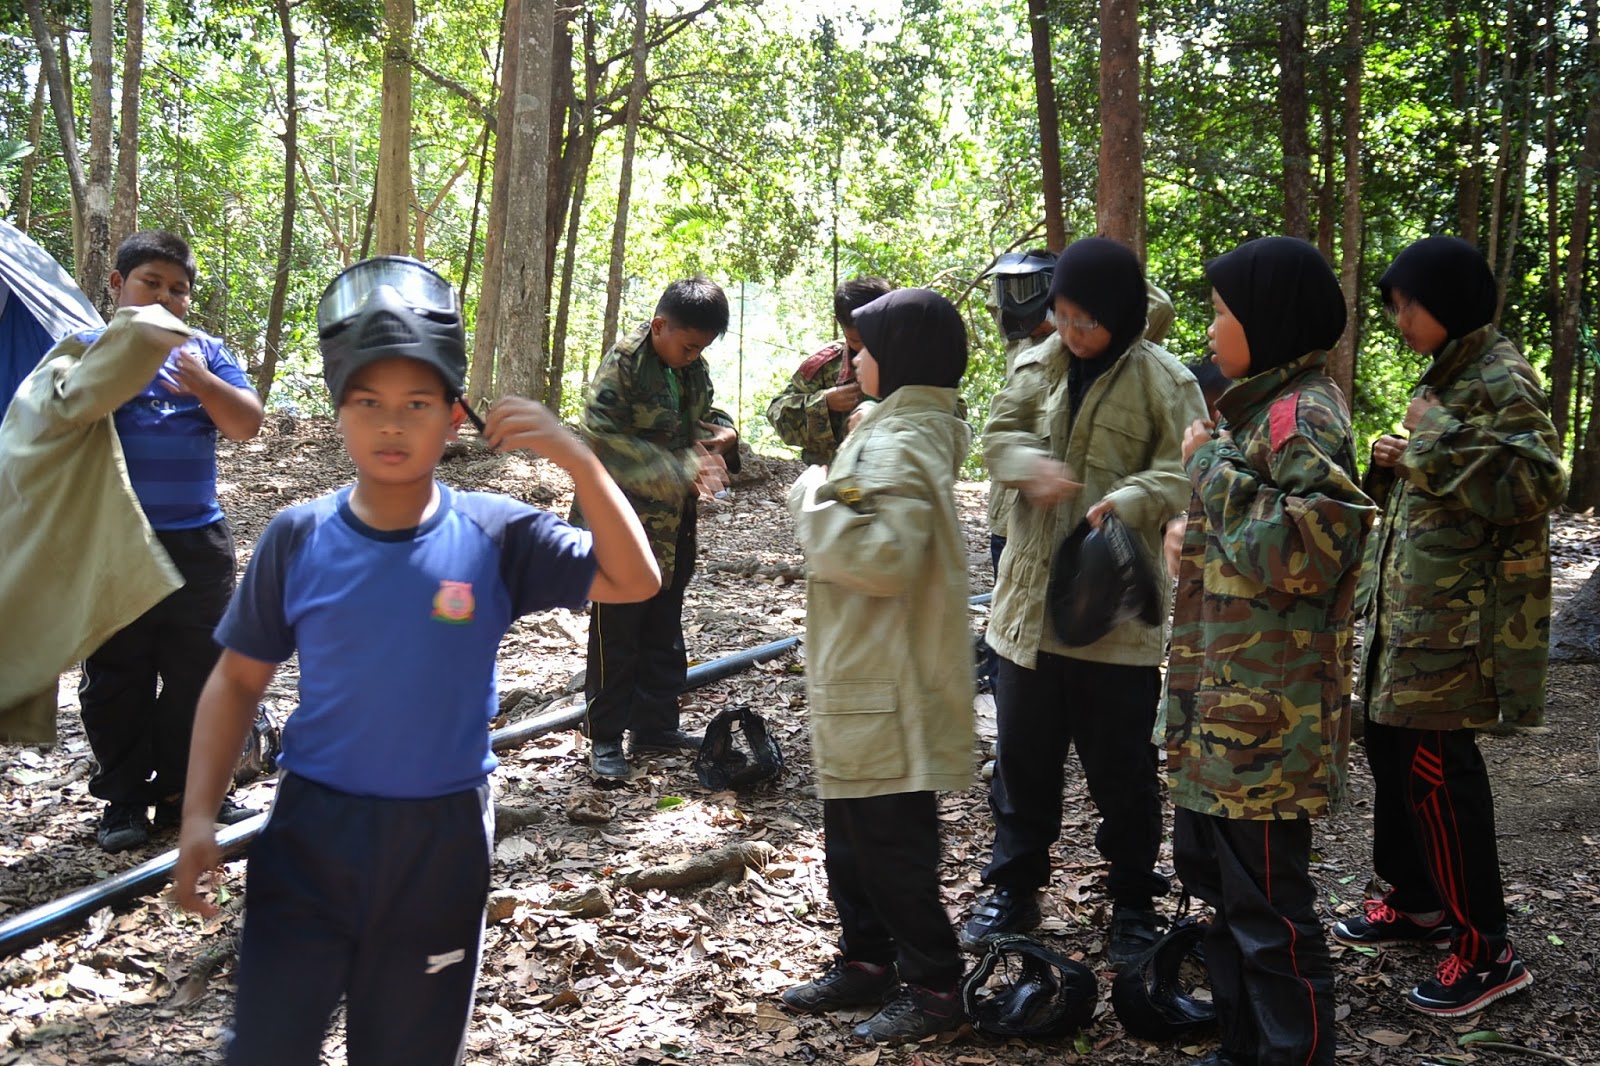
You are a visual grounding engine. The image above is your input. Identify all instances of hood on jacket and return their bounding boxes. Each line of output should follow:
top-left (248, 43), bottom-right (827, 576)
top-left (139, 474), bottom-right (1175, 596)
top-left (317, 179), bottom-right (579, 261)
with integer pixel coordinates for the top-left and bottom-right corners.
top-left (853, 287), bottom-right (968, 399)
top-left (1205, 236), bottom-right (1346, 376)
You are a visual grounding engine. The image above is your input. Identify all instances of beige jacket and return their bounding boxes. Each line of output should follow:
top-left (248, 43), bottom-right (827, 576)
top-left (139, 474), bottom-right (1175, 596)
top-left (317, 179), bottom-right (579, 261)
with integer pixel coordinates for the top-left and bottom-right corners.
top-left (0, 306), bottom-right (189, 744)
top-left (985, 337), bottom-right (1203, 668)
top-left (788, 386), bottom-right (975, 800)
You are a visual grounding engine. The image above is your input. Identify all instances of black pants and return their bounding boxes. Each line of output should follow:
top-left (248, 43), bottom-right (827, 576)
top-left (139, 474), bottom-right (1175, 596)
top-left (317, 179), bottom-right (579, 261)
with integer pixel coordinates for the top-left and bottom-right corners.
top-left (584, 506), bottom-right (695, 742)
top-left (824, 792), bottom-right (962, 990)
top-left (229, 774), bottom-right (493, 1066)
top-left (977, 535), bottom-right (1005, 695)
top-left (1364, 717), bottom-right (1508, 963)
top-left (80, 519), bottom-right (236, 805)
top-left (983, 653), bottom-right (1166, 908)
top-left (1174, 809), bottom-right (1334, 1066)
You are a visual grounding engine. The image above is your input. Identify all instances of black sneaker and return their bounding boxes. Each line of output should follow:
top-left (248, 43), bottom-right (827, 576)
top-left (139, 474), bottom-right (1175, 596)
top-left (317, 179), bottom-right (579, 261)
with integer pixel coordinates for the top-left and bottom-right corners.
top-left (1107, 906), bottom-right (1165, 970)
top-left (153, 796), bottom-right (260, 830)
top-left (780, 958), bottom-right (897, 1013)
top-left (631, 728), bottom-right (703, 754)
top-left (1332, 896), bottom-right (1455, 949)
top-left (851, 984), bottom-right (963, 1044)
top-left (590, 737), bottom-right (630, 780)
top-left (959, 887), bottom-right (1041, 951)
top-left (97, 802), bottom-right (151, 853)
top-left (1406, 944), bottom-right (1533, 1017)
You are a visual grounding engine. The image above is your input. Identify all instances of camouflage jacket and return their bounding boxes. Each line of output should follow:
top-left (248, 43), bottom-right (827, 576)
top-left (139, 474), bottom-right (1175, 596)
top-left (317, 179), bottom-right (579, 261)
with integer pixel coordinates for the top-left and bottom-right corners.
top-left (1358, 327), bottom-right (1566, 731)
top-left (573, 322), bottom-right (737, 585)
top-left (766, 341), bottom-right (858, 466)
top-left (1161, 351), bottom-right (1375, 820)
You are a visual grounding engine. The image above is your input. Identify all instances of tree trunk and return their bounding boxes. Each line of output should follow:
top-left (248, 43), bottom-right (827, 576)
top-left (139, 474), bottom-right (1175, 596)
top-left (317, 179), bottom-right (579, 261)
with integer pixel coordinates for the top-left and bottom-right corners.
top-left (14, 70), bottom-right (45, 232)
top-left (375, 0), bottom-right (415, 256)
top-left (550, 14), bottom-right (600, 416)
top-left (469, 0), bottom-right (523, 405)
top-left (545, 3), bottom-right (576, 297)
top-left (1096, 0), bottom-right (1142, 257)
top-left (1550, 561), bottom-right (1600, 662)
top-left (1278, 0), bottom-right (1311, 239)
top-left (1552, 2), bottom-right (1600, 445)
top-left (1485, 0), bottom-right (1518, 274)
top-left (256, 0), bottom-right (299, 404)
top-left (1028, 0), bottom-right (1066, 251)
top-left (492, 0), bottom-right (555, 400)
top-left (1330, 0), bottom-right (1362, 401)
top-left (601, 0), bottom-right (649, 356)
top-left (1314, 0), bottom-right (1336, 260)
top-left (111, 0), bottom-right (144, 252)
top-left (26, 0), bottom-right (89, 289)
top-left (79, 0), bottom-right (114, 312)
top-left (1451, 3), bottom-right (1484, 245)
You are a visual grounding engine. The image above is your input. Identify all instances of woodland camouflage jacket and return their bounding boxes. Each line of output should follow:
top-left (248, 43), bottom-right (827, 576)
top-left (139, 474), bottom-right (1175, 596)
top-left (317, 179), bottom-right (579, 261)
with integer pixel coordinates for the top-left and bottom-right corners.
top-left (1161, 351), bottom-right (1374, 820)
top-left (1358, 326), bottom-right (1566, 731)
top-left (766, 340), bottom-right (856, 466)
top-left (573, 322), bottom-right (737, 585)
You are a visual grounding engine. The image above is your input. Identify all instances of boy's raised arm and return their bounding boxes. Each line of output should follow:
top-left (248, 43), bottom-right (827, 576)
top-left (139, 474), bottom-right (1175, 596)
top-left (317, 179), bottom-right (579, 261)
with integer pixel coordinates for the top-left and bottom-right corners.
top-left (484, 397), bottom-right (660, 604)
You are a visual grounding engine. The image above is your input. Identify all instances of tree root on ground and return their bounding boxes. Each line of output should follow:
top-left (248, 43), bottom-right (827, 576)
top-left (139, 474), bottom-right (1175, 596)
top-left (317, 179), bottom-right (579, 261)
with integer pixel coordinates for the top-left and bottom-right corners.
top-left (613, 841), bottom-right (777, 892)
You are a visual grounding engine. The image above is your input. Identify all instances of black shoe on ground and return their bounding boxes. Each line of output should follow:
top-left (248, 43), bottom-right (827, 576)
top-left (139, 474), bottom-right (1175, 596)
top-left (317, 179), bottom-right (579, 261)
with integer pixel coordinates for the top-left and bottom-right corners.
top-left (780, 958), bottom-right (897, 1013)
top-left (1406, 943), bottom-right (1533, 1017)
top-left (97, 802), bottom-right (151, 853)
top-left (1332, 896), bottom-right (1455, 949)
top-left (1107, 906), bottom-right (1165, 970)
top-left (630, 728), bottom-right (703, 754)
top-left (959, 887), bottom-right (1041, 951)
top-left (590, 737), bottom-right (630, 780)
top-left (153, 796), bottom-right (260, 830)
top-left (852, 984), bottom-right (963, 1044)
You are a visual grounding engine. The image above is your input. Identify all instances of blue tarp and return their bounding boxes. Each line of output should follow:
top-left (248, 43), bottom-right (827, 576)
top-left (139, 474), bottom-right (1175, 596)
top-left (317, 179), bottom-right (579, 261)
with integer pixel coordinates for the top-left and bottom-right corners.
top-left (0, 221), bottom-right (103, 411)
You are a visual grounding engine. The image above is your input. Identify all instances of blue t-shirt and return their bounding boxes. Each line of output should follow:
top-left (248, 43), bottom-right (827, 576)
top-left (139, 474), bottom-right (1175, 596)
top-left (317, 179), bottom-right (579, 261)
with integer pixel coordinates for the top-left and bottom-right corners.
top-left (79, 326), bottom-right (255, 530)
top-left (216, 484), bottom-right (597, 798)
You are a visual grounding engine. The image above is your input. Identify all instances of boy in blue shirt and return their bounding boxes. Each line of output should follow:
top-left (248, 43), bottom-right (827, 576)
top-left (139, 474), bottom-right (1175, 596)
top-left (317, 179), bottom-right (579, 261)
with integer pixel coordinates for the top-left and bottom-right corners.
top-left (78, 230), bottom-right (265, 852)
top-left (172, 257), bottom-right (660, 1065)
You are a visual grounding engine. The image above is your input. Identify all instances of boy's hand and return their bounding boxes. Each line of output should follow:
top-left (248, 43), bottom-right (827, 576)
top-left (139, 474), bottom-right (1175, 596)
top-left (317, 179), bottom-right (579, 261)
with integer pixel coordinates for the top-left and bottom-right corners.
top-left (845, 405), bottom-right (869, 436)
top-left (1162, 517), bottom-right (1186, 577)
top-left (172, 820), bottom-right (224, 918)
top-left (825, 382), bottom-right (863, 413)
top-left (1182, 419), bottom-right (1218, 464)
top-left (1371, 433), bottom-right (1408, 469)
top-left (159, 347), bottom-right (221, 398)
top-left (484, 397), bottom-right (587, 467)
top-left (1402, 390), bottom-right (1440, 432)
top-left (696, 419), bottom-right (738, 456)
top-left (1020, 456), bottom-right (1084, 508)
top-left (692, 444), bottom-right (729, 499)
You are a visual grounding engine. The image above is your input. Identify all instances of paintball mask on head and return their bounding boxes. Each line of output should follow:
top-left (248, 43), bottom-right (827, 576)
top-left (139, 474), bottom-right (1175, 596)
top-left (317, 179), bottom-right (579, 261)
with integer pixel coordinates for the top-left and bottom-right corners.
top-left (317, 256), bottom-right (483, 430)
top-left (1111, 913), bottom-right (1217, 1040)
top-left (985, 251), bottom-right (1056, 341)
top-left (961, 933), bottom-right (1098, 1039)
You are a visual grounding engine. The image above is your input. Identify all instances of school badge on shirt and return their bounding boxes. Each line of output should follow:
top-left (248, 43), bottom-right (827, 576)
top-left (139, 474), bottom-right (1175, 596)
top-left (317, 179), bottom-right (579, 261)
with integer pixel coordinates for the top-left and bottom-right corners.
top-left (432, 580), bottom-right (475, 624)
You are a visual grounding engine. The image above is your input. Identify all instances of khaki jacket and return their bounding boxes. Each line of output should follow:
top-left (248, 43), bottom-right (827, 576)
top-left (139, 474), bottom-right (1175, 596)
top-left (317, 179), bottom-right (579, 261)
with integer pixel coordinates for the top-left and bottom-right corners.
top-left (788, 386), bottom-right (974, 800)
top-left (985, 338), bottom-right (1204, 668)
top-left (1359, 327), bottom-right (1566, 731)
top-left (0, 306), bottom-right (189, 743)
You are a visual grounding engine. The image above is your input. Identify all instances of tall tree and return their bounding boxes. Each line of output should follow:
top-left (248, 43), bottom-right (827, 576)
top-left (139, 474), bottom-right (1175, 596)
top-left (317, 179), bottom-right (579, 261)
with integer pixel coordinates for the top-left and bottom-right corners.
top-left (110, 0), bottom-right (145, 251)
top-left (1330, 0), bottom-right (1362, 400)
top-left (256, 0), bottom-right (301, 403)
top-left (601, 0), bottom-right (650, 356)
top-left (81, 0), bottom-right (114, 310)
top-left (1553, 4), bottom-right (1600, 448)
top-left (375, 0), bottom-right (415, 255)
top-left (1028, 0), bottom-right (1066, 250)
top-left (1097, 0), bottom-right (1142, 256)
top-left (469, 0), bottom-right (522, 405)
top-left (1278, 0), bottom-right (1311, 239)
top-left (14, 71), bottom-right (45, 232)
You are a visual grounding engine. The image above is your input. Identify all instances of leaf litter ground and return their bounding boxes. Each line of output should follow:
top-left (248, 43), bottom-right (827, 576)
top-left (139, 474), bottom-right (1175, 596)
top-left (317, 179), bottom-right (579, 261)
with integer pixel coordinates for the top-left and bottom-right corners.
top-left (2, 415), bottom-right (1597, 1065)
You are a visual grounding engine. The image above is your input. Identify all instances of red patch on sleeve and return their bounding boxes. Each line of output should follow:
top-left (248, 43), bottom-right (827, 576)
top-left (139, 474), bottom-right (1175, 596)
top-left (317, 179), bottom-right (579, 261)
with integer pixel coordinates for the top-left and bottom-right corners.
top-left (798, 343), bottom-right (845, 382)
top-left (1269, 393), bottom-right (1300, 452)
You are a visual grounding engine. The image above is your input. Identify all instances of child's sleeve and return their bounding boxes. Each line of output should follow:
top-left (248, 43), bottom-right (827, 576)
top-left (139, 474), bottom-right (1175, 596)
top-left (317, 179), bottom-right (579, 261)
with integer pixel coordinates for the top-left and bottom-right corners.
top-left (579, 351), bottom-right (698, 503)
top-left (202, 336), bottom-right (255, 393)
top-left (786, 440), bottom-right (937, 598)
top-left (1186, 400), bottom-right (1375, 596)
top-left (215, 511), bottom-right (302, 662)
top-left (982, 364), bottom-right (1050, 486)
top-left (497, 503), bottom-right (599, 616)
top-left (1400, 360), bottom-right (1566, 524)
top-left (1099, 373), bottom-right (1205, 531)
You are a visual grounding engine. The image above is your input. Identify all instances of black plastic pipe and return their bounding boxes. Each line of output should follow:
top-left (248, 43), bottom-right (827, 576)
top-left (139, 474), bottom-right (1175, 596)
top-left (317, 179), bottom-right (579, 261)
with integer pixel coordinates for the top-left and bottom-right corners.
top-left (0, 592), bottom-right (993, 957)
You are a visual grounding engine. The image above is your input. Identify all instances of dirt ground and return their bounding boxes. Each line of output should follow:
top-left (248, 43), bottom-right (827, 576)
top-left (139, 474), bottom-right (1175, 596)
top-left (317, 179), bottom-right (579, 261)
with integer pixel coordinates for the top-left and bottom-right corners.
top-left (2, 416), bottom-right (1597, 1066)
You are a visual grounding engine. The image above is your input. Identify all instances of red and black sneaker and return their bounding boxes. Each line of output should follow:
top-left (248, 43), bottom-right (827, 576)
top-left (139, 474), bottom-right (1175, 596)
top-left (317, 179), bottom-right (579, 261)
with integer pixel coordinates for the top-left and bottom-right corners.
top-left (1406, 944), bottom-right (1533, 1017)
top-left (1332, 896), bottom-right (1455, 949)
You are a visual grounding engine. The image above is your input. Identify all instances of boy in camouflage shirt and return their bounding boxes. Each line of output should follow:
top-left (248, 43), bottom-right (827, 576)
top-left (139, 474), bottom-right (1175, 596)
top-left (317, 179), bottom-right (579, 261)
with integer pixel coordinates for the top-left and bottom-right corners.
top-left (1164, 238), bottom-right (1374, 1066)
top-left (575, 277), bottom-right (740, 781)
top-left (1334, 237), bottom-right (1565, 1018)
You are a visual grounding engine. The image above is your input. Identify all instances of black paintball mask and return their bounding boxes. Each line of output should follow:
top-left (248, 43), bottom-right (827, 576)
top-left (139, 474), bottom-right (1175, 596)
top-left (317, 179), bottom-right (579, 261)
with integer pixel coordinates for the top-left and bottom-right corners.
top-left (961, 933), bottom-right (1099, 1039)
top-left (986, 251), bottom-right (1056, 341)
top-left (317, 256), bottom-right (483, 430)
top-left (1111, 913), bottom-right (1217, 1040)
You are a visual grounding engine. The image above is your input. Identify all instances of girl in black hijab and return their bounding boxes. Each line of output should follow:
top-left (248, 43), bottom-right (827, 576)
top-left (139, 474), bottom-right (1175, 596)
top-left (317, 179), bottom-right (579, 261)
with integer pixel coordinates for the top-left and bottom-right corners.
top-left (1047, 236), bottom-right (1150, 416)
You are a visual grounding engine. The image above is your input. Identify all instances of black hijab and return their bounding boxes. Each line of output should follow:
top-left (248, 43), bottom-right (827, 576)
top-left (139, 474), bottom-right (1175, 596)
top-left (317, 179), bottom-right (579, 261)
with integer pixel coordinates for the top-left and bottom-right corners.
top-left (1205, 236), bottom-right (1347, 375)
top-left (1048, 238), bottom-right (1148, 414)
top-left (1378, 236), bottom-right (1497, 342)
top-left (852, 287), bottom-right (968, 400)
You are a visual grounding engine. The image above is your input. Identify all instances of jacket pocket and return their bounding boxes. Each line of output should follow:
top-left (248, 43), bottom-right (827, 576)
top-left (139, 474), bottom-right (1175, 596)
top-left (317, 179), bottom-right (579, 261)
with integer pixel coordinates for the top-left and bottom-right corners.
top-left (810, 680), bottom-right (908, 782)
top-left (1382, 606), bottom-right (1488, 707)
top-left (1388, 606), bottom-right (1480, 648)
